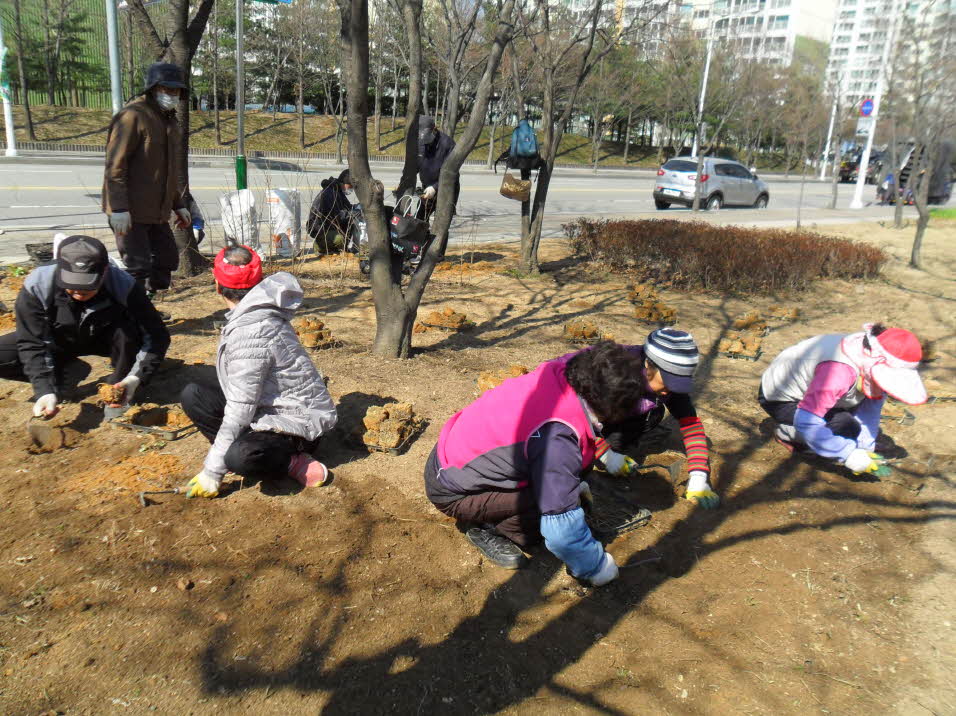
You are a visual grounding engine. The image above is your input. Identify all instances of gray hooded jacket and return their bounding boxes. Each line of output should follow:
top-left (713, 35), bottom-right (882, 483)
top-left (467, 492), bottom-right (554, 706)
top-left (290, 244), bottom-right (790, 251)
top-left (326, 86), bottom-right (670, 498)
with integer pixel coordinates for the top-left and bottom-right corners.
top-left (203, 272), bottom-right (337, 478)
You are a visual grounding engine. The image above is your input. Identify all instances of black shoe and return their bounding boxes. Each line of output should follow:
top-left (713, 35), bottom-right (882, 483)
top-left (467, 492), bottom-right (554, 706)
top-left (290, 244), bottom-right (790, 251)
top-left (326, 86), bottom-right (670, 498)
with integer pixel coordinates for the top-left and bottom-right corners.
top-left (466, 527), bottom-right (527, 569)
top-left (875, 431), bottom-right (908, 460)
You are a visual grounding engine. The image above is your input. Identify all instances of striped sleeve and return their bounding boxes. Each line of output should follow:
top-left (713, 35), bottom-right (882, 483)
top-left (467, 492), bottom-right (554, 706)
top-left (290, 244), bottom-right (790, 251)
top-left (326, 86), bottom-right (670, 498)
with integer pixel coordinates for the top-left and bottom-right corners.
top-left (678, 416), bottom-right (709, 474)
top-left (593, 437), bottom-right (611, 460)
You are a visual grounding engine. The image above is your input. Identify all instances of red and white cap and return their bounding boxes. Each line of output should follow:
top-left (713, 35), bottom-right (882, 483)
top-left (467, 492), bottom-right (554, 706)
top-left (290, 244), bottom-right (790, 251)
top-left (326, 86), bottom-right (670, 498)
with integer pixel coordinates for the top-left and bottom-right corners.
top-left (213, 246), bottom-right (262, 289)
top-left (869, 328), bottom-right (927, 405)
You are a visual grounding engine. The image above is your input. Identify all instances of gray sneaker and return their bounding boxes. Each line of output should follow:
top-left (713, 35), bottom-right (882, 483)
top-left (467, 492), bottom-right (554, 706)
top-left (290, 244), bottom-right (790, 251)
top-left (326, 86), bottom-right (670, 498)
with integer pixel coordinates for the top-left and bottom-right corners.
top-left (466, 527), bottom-right (527, 569)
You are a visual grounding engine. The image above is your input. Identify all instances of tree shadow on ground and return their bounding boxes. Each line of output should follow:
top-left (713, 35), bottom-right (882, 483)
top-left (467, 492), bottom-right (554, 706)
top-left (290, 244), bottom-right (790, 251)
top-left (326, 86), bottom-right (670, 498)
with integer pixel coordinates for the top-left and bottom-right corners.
top-left (191, 419), bottom-right (956, 712)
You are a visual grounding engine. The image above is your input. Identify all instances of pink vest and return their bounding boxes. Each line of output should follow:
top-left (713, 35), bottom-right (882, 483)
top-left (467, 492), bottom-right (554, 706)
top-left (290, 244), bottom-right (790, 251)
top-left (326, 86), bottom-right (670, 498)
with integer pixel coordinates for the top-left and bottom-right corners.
top-left (437, 359), bottom-right (597, 471)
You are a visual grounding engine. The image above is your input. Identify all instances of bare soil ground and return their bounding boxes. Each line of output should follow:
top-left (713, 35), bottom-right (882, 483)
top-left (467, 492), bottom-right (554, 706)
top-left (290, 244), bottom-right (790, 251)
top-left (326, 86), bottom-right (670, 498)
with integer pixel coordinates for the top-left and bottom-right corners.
top-left (0, 220), bottom-right (953, 715)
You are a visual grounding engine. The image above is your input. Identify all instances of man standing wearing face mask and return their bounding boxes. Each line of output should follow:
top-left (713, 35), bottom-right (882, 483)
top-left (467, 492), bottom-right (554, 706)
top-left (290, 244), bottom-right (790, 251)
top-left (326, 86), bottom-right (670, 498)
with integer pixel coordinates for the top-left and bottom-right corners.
top-left (415, 115), bottom-right (459, 220)
top-left (102, 62), bottom-right (190, 297)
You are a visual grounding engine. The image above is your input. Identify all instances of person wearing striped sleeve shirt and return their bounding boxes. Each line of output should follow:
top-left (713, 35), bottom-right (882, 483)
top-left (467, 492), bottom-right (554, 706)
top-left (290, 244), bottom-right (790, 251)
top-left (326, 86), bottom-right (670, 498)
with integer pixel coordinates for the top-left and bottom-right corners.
top-left (593, 328), bottom-right (719, 509)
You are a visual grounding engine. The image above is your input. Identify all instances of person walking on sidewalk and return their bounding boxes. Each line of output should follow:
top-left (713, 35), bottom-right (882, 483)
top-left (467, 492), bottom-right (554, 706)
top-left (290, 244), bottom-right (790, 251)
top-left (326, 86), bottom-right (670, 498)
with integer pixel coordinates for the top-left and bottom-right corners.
top-left (180, 246), bottom-right (338, 498)
top-left (102, 62), bottom-right (191, 295)
top-left (423, 341), bottom-right (646, 584)
top-left (0, 236), bottom-right (169, 419)
top-left (759, 324), bottom-right (926, 476)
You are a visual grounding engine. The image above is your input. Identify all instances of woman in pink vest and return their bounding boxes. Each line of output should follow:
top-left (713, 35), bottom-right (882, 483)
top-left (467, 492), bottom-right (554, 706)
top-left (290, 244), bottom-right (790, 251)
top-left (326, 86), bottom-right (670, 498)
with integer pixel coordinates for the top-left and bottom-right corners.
top-left (759, 324), bottom-right (926, 475)
top-left (424, 332), bottom-right (718, 584)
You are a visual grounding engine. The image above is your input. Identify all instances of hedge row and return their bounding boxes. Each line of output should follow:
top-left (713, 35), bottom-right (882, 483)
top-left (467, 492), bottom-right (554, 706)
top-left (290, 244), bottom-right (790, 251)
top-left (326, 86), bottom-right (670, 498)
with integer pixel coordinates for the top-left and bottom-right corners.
top-left (563, 219), bottom-right (887, 294)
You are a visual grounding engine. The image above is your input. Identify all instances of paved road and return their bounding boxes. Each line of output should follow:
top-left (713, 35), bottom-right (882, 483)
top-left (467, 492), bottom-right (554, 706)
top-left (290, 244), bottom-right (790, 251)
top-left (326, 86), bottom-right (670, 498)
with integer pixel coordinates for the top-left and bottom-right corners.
top-left (0, 157), bottom-right (931, 262)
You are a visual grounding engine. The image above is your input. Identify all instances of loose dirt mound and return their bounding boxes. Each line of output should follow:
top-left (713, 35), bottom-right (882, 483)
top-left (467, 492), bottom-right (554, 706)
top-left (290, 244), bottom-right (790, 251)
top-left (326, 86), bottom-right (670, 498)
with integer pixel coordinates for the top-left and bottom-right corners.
top-left (67, 452), bottom-right (185, 496)
top-left (433, 260), bottom-right (499, 277)
top-left (26, 423), bottom-right (81, 453)
top-left (361, 402), bottom-right (422, 449)
top-left (626, 283), bottom-right (658, 303)
top-left (123, 404), bottom-right (192, 428)
top-left (0, 311), bottom-right (15, 332)
top-left (96, 383), bottom-right (124, 404)
top-left (476, 364), bottom-right (529, 393)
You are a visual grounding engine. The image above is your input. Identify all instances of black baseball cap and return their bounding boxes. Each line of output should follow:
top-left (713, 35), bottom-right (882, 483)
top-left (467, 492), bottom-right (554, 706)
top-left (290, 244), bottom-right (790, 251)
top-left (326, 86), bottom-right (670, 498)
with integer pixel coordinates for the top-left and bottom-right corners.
top-left (56, 236), bottom-right (108, 291)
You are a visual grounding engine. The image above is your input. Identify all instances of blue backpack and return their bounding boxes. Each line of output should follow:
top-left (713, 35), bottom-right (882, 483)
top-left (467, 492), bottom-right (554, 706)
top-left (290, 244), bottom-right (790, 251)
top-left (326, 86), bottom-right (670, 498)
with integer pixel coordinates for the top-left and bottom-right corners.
top-left (510, 119), bottom-right (539, 159)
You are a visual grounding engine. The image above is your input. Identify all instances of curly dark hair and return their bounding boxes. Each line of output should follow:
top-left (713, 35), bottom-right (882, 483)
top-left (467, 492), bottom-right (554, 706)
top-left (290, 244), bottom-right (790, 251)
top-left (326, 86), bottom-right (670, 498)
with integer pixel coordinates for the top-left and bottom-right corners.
top-left (564, 340), bottom-right (645, 424)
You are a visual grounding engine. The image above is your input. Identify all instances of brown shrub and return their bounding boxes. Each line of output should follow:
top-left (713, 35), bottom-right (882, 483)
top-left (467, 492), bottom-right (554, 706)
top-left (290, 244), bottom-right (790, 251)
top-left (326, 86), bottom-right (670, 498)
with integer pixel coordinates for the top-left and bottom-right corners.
top-left (564, 218), bottom-right (887, 294)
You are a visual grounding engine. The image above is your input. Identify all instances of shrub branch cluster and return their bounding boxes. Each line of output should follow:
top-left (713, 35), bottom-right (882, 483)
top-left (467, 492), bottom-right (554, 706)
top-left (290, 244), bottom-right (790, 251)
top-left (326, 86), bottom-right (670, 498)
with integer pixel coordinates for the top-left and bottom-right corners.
top-left (563, 218), bottom-right (887, 294)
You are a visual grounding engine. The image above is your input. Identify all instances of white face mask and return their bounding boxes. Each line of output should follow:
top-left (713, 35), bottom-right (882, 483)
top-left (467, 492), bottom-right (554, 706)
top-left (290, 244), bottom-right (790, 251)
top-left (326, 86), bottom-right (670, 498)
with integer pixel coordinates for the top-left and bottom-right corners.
top-left (155, 91), bottom-right (179, 111)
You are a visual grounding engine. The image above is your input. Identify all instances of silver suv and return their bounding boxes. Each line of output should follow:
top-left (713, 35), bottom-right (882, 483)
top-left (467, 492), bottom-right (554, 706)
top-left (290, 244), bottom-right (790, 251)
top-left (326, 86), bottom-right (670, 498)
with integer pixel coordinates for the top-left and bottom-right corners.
top-left (653, 157), bottom-right (770, 210)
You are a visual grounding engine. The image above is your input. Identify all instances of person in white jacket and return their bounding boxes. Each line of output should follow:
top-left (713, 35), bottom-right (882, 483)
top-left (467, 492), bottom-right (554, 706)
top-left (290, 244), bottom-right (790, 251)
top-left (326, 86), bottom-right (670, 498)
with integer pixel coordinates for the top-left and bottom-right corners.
top-left (180, 245), bottom-right (337, 497)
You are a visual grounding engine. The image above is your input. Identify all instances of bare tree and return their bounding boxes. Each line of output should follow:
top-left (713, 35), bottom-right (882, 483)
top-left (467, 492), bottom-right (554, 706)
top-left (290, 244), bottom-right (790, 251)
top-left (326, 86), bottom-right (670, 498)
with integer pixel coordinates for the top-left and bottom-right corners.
top-left (341, 0), bottom-right (515, 357)
top-left (11, 0), bottom-right (37, 141)
top-left (513, 0), bottom-right (660, 273)
top-left (126, 0), bottom-right (216, 275)
top-left (897, 4), bottom-right (956, 268)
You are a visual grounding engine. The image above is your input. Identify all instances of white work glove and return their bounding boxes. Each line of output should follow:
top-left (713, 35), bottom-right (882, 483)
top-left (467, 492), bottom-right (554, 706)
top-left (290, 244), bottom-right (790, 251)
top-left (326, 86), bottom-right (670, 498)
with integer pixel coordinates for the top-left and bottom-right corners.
top-left (600, 449), bottom-right (639, 477)
top-left (586, 552), bottom-right (619, 587)
top-left (172, 208), bottom-right (191, 230)
top-left (109, 211), bottom-right (132, 236)
top-left (185, 470), bottom-right (222, 499)
top-left (32, 393), bottom-right (58, 418)
top-left (684, 469), bottom-right (719, 509)
top-left (114, 375), bottom-right (141, 406)
top-left (422, 186), bottom-right (437, 200)
top-left (844, 448), bottom-right (880, 475)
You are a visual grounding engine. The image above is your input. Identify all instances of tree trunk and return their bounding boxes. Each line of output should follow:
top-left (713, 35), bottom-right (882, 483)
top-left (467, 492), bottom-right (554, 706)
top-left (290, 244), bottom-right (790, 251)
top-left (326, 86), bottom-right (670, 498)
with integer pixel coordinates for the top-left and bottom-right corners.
top-left (623, 107), bottom-right (632, 163)
top-left (829, 136), bottom-right (841, 210)
top-left (390, 61), bottom-right (398, 131)
top-left (423, 68), bottom-right (429, 116)
top-left (12, 0), bottom-right (37, 140)
top-left (213, 0), bottom-right (221, 145)
top-left (796, 134), bottom-right (809, 229)
top-left (127, 12), bottom-right (136, 99)
top-left (910, 143), bottom-right (932, 269)
top-left (336, 92), bottom-right (345, 164)
top-left (486, 111), bottom-right (497, 169)
top-left (42, 0), bottom-right (56, 106)
top-left (374, 52), bottom-right (383, 151)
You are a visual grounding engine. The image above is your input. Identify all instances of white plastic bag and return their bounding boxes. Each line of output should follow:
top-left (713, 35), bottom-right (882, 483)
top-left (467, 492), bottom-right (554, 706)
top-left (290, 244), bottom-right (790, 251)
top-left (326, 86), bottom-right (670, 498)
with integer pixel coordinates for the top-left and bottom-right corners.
top-left (218, 189), bottom-right (259, 249)
top-left (266, 188), bottom-right (301, 257)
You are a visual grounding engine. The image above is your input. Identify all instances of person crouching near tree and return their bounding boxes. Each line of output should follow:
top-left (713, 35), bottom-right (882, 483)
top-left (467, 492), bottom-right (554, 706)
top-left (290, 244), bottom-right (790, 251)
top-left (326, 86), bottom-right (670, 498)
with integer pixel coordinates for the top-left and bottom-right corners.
top-left (589, 328), bottom-right (719, 509)
top-left (180, 245), bottom-right (337, 498)
top-left (424, 341), bottom-right (648, 585)
top-left (759, 324), bottom-right (925, 477)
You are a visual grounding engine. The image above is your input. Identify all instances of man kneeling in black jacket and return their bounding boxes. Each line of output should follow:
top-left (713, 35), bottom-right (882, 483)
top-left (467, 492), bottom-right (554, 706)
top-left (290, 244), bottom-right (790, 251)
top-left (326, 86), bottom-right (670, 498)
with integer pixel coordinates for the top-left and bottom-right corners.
top-left (0, 236), bottom-right (170, 420)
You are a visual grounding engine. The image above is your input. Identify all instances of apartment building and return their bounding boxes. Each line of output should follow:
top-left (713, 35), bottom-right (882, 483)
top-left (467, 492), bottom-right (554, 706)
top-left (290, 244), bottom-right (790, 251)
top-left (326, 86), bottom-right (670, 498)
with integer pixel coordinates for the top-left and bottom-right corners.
top-left (689, 0), bottom-right (837, 65)
top-left (825, 0), bottom-right (955, 110)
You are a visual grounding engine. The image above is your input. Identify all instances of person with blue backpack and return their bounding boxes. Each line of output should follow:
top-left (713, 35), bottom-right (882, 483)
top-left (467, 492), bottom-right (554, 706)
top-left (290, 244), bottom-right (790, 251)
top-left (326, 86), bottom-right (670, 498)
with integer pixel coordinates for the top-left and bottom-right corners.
top-left (495, 116), bottom-right (544, 174)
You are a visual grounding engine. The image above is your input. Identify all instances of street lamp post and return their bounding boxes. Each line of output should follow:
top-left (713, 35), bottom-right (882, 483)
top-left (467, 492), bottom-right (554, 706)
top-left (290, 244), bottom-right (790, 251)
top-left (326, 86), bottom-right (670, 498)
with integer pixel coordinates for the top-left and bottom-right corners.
top-left (849, 1), bottom-right (899, 209)
top-left (105, 0), bottom-right (123, 114)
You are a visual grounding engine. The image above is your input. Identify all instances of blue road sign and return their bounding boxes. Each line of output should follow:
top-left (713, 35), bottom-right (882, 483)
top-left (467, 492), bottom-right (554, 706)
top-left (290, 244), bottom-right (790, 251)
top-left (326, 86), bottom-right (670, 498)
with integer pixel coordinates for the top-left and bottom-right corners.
top-left (860, 99), bottom-right (874, 117)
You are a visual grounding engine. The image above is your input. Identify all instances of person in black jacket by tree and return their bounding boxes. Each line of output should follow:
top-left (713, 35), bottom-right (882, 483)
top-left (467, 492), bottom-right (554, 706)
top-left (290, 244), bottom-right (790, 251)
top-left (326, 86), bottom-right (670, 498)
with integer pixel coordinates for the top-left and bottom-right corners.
top-left (306, 169), bottom-right (354, 254)
top-left (0, 236), bottom-right (170, 420)
top-left (414, 115), bottom-right (459, 221)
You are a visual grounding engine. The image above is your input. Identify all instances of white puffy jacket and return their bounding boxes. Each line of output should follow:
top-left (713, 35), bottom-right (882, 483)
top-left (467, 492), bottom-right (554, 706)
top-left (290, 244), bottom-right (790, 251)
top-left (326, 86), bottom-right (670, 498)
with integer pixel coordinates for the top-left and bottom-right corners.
top-left (203, 272), bottom-right (337, 478)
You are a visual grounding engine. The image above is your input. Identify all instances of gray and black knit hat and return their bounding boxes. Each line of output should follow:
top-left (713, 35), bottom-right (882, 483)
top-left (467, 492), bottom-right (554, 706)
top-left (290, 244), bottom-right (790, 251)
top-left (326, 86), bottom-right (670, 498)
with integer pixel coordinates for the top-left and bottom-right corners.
top-left (645, 328), bottom-right (699, 394)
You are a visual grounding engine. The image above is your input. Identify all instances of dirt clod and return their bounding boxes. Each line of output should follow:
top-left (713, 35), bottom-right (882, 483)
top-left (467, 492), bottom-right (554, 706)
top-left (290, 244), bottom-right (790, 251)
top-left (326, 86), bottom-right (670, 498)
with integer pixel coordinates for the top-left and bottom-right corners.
top-left (476, 365), bottom-right (529, 393)
top-left (361, 402), bottom-right (422, 449)
top-left (718, 331), bottom-right (763, 358)
top-left (97, 383), bottom-right (124, 404)
top-left (294, 317), bottom-right (337, 349)
top-left (732, 311), bottom-right (768, 333)
top-left (633, 299), bottom-right (677, 324)
top-left (124, 404), bottom-right (192, 429)
top-left (27, 423), bottom-right (80, 454)
top-left (417, 308), bottom-right (475, 332)
top-left (767, 305), bottom-right (800, 321)
top-left (176, 578), bottom-right (194, 592)
top-left (563, 320), bottom-right (613, 343)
